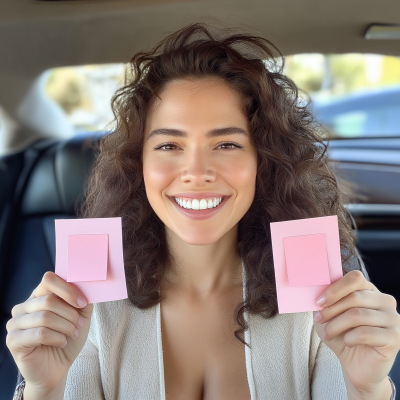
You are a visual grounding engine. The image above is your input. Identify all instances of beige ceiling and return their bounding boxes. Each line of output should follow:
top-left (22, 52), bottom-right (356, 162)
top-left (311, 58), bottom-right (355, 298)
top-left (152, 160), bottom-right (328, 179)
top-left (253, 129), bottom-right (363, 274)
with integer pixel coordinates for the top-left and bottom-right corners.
top-left (0, 0), bottom-right (399, 119)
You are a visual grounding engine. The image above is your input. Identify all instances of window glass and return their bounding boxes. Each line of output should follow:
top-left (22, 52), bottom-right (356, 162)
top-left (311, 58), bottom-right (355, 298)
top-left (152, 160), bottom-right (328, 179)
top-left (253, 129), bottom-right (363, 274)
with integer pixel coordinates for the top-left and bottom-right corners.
top-left (284, 54), bottom-right (400, 138)
top-left (44, 55), bottom-right (400, 139)
top-left (45, 64), bottom-right (124, 133)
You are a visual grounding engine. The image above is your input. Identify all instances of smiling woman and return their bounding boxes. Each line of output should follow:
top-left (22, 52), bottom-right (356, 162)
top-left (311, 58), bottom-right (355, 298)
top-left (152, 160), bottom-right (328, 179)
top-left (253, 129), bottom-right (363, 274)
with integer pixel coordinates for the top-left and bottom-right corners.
top-left (83, 22), bottom-right (358, 331)
top-left (77, 23), bottom-right (398, 400)
top-left (8, 22), bottom-right (399, 400)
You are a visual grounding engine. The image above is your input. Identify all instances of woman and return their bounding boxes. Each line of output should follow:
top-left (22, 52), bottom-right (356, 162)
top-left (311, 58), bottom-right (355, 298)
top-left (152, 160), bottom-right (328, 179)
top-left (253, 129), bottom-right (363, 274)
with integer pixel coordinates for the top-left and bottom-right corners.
top-left (7, 23), bottom-right (400, 400)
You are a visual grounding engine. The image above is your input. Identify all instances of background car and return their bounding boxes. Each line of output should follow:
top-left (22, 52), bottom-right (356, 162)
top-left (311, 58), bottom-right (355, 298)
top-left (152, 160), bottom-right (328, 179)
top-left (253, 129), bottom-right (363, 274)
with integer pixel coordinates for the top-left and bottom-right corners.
top-left (312, 85), bottom-right (400, 138)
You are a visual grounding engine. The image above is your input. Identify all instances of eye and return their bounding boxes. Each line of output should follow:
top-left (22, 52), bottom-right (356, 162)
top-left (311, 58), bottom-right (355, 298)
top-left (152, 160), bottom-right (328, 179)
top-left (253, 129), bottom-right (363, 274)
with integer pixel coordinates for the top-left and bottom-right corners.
top-left (217, 142), bottom-right (244, 150)
top-left (153, 142), bottom-right (244, 151)
top-left (153, 142), bottom-right (179, 151)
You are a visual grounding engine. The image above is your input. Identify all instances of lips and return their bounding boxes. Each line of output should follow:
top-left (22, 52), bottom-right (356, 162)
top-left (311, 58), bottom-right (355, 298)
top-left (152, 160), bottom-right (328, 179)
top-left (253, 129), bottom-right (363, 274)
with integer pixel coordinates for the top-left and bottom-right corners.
top-left (167, 194), bottom-right (230, 220)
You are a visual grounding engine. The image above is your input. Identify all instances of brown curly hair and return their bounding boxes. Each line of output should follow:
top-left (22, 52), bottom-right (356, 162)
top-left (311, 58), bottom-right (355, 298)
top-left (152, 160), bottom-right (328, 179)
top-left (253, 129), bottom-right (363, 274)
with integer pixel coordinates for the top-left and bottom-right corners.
top-left (81, 23), bottom-right (360, 344)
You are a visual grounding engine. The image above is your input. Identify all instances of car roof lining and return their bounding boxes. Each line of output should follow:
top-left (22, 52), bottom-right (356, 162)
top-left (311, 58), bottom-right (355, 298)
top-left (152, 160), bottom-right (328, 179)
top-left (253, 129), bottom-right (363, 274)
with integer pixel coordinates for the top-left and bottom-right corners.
top-left (1, 0), bottom-right (400, 141)
top-left (1, 0), bottom-right (400, 74)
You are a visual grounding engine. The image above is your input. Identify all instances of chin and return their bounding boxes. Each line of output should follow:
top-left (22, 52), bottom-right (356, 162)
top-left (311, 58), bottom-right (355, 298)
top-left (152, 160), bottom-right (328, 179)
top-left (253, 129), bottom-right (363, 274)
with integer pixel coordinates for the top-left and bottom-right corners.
top-left (177, 230), bottom-right (222, 246)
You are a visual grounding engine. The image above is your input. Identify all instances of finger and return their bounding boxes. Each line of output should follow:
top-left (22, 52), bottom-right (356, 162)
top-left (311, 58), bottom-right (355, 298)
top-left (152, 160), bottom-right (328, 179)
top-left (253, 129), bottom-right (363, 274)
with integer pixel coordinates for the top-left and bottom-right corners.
top-left (6, 327), bottom-right (68, 353)
top-left (6, 311), bottom-right (79, 340)
top-left (323, 308), bottom-right (393, 341)
top-left (316, 270), bottom-right (378, 308)
top-left (343, 325), bottom-right (400, 351)
top-left (11, 294), bottom-right (84, 329)
top-left (29, 272), bottom-right (87, 309)
top-left (315, 291), bottom-right (397, 324)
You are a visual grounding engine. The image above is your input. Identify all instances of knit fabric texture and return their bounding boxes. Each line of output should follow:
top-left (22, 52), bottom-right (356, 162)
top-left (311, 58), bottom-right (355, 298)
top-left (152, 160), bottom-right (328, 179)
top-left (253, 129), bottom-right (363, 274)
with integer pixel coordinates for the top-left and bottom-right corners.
top-left (63, 298), bottom-right (348, 400)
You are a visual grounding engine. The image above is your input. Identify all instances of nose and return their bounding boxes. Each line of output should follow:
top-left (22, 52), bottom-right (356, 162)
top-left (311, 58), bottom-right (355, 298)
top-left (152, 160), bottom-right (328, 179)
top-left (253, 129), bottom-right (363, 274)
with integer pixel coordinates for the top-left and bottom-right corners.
top-left (180, 148), bottom-right (216, 185)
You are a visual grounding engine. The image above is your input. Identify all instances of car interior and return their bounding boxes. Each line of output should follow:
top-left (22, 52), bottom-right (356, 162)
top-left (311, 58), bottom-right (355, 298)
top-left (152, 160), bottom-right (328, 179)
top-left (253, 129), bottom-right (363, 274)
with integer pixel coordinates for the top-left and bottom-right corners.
top-left (1, 0), bottom-right (400, 398)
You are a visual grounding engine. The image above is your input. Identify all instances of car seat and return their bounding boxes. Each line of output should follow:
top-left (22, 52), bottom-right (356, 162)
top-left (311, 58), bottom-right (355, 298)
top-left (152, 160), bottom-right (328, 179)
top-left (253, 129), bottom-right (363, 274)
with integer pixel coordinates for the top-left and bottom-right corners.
top-left (0, 133), bottom-right (97, 399)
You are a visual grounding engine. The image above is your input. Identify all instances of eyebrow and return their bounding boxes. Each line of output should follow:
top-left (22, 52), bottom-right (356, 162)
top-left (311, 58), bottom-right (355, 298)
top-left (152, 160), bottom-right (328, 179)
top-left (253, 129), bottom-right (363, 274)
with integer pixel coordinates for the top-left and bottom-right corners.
top-left (146, 127), bottom-right (248, 141)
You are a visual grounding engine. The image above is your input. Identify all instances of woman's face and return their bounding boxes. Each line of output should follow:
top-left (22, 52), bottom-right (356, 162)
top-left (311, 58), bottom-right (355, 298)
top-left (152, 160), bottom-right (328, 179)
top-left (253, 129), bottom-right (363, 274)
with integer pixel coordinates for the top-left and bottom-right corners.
top-left (142, 78), bottom-right (258, 245)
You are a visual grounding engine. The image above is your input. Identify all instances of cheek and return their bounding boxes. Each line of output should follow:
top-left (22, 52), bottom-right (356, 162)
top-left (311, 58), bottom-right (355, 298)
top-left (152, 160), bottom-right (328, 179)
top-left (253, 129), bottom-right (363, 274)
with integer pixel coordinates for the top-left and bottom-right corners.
top-left (143, 156), bottom-right (176, 198)
top-left (223, 157), bottom-right (257, 197)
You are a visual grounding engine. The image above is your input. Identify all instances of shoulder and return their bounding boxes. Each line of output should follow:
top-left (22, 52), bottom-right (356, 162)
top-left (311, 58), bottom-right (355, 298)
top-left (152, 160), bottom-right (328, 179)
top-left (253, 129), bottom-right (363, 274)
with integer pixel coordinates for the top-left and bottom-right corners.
top-left (247, 311), bottom-right (321, 361)
top-left (248, 310), bottom-right (315, 334)
top-left (92, 298), bottom-right (155, 319)
top-left (247, 311), bottom-right (327, 395)
top-left (89, 299), bottom-right (158, 341)
top-left (93, 298), bottom-right (135, 317)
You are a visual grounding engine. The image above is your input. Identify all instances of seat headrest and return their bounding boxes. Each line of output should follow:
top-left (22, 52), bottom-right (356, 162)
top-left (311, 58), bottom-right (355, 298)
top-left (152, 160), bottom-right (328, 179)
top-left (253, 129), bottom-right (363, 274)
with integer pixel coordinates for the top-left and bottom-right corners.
top-left (55, 135), bottom-right (99, 214)
top-left (21, 133), bottom-right (102, 216)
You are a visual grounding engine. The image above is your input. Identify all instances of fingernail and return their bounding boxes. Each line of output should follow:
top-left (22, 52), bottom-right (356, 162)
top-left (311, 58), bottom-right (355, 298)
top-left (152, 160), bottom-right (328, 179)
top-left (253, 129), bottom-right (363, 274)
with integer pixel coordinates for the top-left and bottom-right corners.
top-left (78, 317), bottom-right (84, 327)
top-left (322, 330), bottom-right (327, 340)
top-left (316, 295), bottom-right (326, 306)
top-left (77, 296), bottom-right (87, 307)
top-left (61, 339), bottom-right (68, 348)
top-left (74, 329), bottom-right (78, 339)
top-left (314, 311), bottom-right (322, 322)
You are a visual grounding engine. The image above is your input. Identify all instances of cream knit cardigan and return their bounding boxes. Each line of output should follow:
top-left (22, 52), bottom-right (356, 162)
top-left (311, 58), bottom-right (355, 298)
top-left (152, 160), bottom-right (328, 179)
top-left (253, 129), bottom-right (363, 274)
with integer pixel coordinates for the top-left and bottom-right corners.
top-left (64, 260), bottom-right (354, 400)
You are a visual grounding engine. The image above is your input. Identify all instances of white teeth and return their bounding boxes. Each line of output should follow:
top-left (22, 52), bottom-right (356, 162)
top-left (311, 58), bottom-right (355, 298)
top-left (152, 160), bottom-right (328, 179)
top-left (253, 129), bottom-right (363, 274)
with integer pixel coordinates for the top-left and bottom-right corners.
top-left (199, 199), bottom-right (207, 210)
top-left (174, 197), bottom-right (224, 210)
top-left (192, 199), bottom-right (200, 210)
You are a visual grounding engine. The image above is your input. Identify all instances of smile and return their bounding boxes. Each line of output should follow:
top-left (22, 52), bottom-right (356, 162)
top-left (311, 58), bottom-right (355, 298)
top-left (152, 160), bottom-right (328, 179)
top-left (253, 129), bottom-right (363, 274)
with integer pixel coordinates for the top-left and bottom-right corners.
top-left (168, 195), bottom-right (229, 220)
top-left (173, 196), bottom-right (222, 210)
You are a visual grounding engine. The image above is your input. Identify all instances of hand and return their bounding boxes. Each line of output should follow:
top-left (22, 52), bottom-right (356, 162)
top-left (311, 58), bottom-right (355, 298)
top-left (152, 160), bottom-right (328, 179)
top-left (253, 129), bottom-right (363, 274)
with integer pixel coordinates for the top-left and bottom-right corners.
top-left (6, 271), bottom-right (93, 395)
top-left (313, 270), bottom-right (400, 398)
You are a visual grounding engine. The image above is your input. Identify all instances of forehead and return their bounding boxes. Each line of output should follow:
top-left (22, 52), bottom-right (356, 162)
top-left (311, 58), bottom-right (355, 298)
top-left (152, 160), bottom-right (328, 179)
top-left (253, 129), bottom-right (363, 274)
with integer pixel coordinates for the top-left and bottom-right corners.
top-left (146, 78), bottom-right (247, 130)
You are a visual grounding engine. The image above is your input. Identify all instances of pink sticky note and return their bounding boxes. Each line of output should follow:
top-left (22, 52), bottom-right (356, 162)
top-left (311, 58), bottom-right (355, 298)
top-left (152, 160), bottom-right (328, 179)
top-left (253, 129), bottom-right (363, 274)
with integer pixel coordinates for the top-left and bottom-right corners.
top-left (55, 217), bottom-right (127, 304)
top-left (67, 234), bottom-right (108, 282)
top-left (284, 233), bottom-right (331, 287)
top-left (270, 216), bottom-right (343, 314)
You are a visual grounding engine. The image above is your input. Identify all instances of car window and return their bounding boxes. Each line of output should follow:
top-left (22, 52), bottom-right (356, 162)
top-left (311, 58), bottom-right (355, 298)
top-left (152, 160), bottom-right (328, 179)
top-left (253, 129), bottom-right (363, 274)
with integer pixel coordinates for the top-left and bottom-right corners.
top-left (45, 64), bottom-right (125, 134)
top-left (284, 54), bottom-right (400, 139)
top-left (42, 54), bottom-right (400, 139)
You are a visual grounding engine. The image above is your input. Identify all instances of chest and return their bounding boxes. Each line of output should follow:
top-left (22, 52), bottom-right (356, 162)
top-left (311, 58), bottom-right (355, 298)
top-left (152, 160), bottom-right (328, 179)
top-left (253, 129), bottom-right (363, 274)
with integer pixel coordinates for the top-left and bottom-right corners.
top-left (160, 289), bottom-right (251, 400)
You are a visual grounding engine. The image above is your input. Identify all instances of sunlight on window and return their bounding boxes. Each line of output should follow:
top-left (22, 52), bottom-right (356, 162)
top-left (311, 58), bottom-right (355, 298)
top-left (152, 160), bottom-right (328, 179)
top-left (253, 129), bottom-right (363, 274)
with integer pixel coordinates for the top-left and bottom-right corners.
top-left (44, 55), bottom-right (400, 139)
top-left (284, 54), bottom-right (400, 139)
top-left (45, 64), bottom-right (125, 133)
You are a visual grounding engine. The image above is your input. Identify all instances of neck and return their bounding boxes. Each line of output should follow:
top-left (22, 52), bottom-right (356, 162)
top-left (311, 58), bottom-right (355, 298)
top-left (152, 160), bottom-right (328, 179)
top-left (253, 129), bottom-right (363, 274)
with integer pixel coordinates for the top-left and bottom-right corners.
top-left (162, 224), bottom-right (243, 297)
